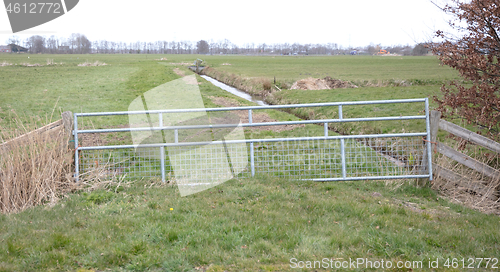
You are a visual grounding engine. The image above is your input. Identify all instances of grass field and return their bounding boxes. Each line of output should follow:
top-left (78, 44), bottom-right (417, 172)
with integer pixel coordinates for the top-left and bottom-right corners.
top-left (200, 55), bottom-right (460, 87)
top-left (1, 54), bottom-right (499, 271)
top-left (2, 177), bottom-right (500, 271)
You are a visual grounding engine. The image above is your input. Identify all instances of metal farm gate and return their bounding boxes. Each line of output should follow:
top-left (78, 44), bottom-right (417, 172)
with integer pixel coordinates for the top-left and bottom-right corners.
top-left (73, 98), bottom-right (433, 192)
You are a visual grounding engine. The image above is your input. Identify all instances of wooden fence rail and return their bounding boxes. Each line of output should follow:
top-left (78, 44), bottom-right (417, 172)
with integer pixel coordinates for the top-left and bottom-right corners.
top-left (430, 111), bottom-right (500, 200)
top-left (0, 111), bottom-right (73, 153)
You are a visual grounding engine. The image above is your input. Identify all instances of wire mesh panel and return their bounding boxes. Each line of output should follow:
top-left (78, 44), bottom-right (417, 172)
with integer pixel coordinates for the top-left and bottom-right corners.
top-left (78, 136), bottom-right (427, 182)
top-left (79, 147), bottom-right (170, 181)
top-left (345, 137), bottom-right (426, 177)
top-left (252, 136), bottom-right (426, 180)
top-left (169, 141), bottom-right (249, 196)
top-left (253, 139), bottom-right (342, 179)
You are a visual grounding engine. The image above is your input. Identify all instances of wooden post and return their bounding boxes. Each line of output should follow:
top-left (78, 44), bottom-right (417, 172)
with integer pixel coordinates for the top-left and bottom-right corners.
top-left (430, 110), bottom-right (441, 143)
top-left (62, 111), bottom-right (74, 149)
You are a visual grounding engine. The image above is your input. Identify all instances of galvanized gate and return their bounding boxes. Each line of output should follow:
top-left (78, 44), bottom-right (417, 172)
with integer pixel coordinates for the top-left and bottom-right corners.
top-left (73, 98), bottom-right (433, 189)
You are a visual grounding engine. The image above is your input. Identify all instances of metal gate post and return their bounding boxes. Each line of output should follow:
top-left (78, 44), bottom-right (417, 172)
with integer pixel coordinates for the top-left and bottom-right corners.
top-left (159, 113), bottom-right (166, 182)
top-left (249, 109), bottom-right (255, 177)
top-left (73, 113), bottom-right (79, 182)
top-left (424, 98), bottom-right (433, 180)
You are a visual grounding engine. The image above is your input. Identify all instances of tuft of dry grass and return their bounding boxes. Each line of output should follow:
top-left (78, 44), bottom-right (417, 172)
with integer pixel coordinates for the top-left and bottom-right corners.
top-left (0, 61), bottom-right (12, 67)
top-left (77, 60), bottom-right (107, 67)
top-left (0, 117), bottom-right (75, 214)
top-left (262, 79), bottom-right (272, 91)
top-left (18, 62), bottom-right (43, 67)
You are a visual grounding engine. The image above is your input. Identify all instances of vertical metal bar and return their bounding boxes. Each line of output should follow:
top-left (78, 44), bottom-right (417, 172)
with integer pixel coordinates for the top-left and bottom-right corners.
top-left (249, 109), bottom-right (255, 177)
top-left (341, 138), bottom-right (346, 179)
top-left (338, 105), bottom-right (346, 178)
top-left (174, 129), bottom-right (178, 143)
top-left (159, 113), bottom-right (165, 182)
top-left (73, 113), bottom-right (79, 182)
top-left (424, 98), bottom-right (433, 180)
top-left (160, 147), bottom-right (165, 182)
top-left (250, 143), bottom-right (255, 177)
top-left (324, 123), bottom-right (328, 137)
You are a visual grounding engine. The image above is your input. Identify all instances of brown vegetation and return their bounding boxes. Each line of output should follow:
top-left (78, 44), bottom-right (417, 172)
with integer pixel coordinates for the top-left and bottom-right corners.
top-left (19, 62), bottom-right (43, 67)
top-left (262, 79), bottom-right (272, 91)
top-left (77, 60), bottom-right (107, 67)
top-left (0, 61), bottom-right (12, 67)
top-left (290, 77), bottom-right (358, 90)
top-left (0, 118), bottom-right (74, 214)
top-left (432, 147), bottom-right (500, 215)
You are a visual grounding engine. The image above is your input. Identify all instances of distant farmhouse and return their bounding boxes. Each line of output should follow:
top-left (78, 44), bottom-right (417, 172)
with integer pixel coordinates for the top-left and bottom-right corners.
top-left (0, 44), bottom-right (28, 53)
top-left (0, 45), bottom-right (10, 53)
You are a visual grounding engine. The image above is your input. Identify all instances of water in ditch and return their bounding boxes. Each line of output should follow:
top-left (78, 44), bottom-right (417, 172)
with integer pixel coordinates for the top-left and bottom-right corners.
top-left (200, 75), bottom-right (268, 106)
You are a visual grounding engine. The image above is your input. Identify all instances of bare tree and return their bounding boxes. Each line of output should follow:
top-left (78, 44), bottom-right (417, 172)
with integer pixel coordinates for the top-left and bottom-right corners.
top-left (26, 35), bottom-right (45, 53)
top-left (196, 40), bottom-right (209, 54)
top-left (46, 35), bottom-right (59, 53)
top-left (430, 0), bottom-right (500, 139)
top-left (6, 35), bottom-right (20, 45)
top-left (412, 43), bottom-right (428, 56)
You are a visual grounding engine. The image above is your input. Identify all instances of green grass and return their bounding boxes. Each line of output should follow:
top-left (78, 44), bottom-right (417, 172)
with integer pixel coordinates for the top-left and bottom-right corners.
top-left (1, 178), bottom-right (499, 271)
top-left (270, 86), bottom-right (435, 134)
top-left (200, 55), bottom-right (460, 86)
top-left (0, 54), bottom-right (179, 129)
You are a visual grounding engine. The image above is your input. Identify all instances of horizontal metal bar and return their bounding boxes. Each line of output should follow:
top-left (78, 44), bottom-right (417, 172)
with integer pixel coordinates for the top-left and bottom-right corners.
top-left (76, 115), bottom-right (426, 134)
top-left (75, 98), bottom-right (427, 117)
top-left (306, 175), bottom-right (431, 182)
top-left (78, 132), bottom-right (427, 151)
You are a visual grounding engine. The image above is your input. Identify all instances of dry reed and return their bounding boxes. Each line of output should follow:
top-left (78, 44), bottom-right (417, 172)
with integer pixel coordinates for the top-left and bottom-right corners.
top-left (432, 140), bottom-right (500, 215)
top-left (0, 116), bottom-right (75, 214)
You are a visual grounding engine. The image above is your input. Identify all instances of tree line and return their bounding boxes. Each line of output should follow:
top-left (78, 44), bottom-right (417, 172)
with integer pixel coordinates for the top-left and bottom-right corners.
top-left (5, 34), bottom-right (429, 56)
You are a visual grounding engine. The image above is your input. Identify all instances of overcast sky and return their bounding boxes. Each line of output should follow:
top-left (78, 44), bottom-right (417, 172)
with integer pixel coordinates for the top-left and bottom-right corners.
top-left (0, 0), bottom-right (454, 48)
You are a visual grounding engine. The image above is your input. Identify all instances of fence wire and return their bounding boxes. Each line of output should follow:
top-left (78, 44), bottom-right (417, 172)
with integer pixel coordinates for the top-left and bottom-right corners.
top-left (78, 136), bottom-right (426, 181)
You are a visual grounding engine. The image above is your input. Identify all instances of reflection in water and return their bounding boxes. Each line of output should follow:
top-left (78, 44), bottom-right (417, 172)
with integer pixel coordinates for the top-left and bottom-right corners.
top-left (200, 75), bottom-right (268, 106)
